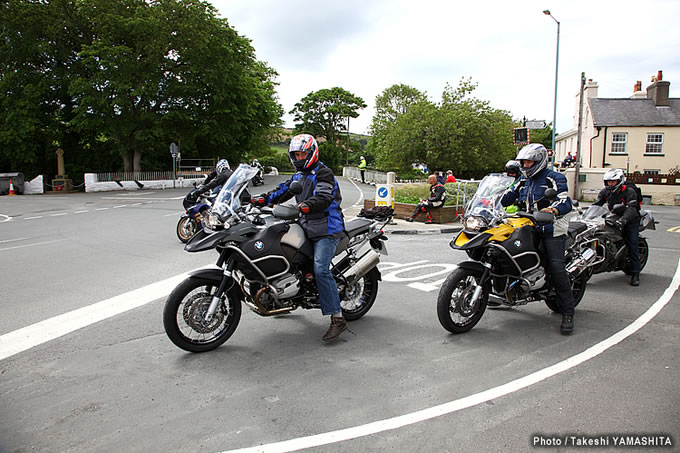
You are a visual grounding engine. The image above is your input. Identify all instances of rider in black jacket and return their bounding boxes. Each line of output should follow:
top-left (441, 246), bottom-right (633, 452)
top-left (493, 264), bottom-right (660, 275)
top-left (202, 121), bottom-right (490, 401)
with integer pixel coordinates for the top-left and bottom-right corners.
top-left (593, 168), bottom-right (641, 286)
top-left (406, 174), bottom-right (446, 224)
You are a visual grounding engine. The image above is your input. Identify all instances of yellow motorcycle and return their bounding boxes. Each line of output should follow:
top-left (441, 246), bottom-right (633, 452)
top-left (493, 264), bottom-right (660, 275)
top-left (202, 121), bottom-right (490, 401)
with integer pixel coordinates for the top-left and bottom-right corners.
top-left (437, 174), bottom-right (597, 334)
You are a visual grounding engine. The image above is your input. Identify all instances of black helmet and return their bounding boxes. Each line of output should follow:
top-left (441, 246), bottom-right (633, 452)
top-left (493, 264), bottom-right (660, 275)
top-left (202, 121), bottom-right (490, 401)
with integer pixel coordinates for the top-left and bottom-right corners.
top-left (505, 160), bottom-right (521, 178)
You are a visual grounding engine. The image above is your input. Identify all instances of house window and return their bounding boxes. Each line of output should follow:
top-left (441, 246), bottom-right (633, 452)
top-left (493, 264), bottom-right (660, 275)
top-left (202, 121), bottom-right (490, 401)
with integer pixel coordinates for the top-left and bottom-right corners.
top-left (610, 133), bottom-right (627, 154)
top-left (645, 133), bottom-right (664, 154)
top-left (643, 169), bottom-right (660, 174)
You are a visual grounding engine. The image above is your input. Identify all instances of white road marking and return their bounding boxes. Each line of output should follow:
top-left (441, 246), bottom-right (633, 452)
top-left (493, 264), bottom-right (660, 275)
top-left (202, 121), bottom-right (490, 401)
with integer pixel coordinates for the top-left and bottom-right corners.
top-left (101, 196), bottom-right (182, 200)
top-left (221, 259), bottom-right (680, 453)
top-left (0, 239), bottom-right (65, 253)
top-left (74, 210), bottom-right (89, 214)
top-left (0, 214), bottom-right (12, 223)
top-left (24, 216), bottom-right (43, 220)
top-left (50, 213), bottom-right (67, 216)
top-left (346, 178), bottom-right (364, 208)
top-left (165, 211), bottom-right (185, 217)
top-left (0, 237), bottom-right (28, 244)
top-left (408, 278), bottom-right (447, 292)
top-left (113, 205), bottom-right (127, 208)
top-left (95, 208), bottom-right (109, 211)
top-left (0, 272), bottom-right (191, 361)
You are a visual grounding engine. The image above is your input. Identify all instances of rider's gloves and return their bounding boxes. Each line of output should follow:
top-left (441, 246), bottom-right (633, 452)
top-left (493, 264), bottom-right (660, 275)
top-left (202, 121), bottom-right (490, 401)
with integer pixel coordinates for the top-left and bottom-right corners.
top-left (252, 196), bottom-right (267, 206)
top-left (297, 202), bottom-right (310, 214)
top-left (188, 189), bottom-right (201, 200)
top-left (606, 218), bottom-right (624, 230)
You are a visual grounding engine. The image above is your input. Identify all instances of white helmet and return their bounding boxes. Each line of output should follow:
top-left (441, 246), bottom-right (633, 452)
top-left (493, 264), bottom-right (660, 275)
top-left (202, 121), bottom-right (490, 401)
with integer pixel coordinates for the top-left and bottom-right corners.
top-left (603, 168), bottom-right (626, 194)
top-left (516, 144), bottom-right (548, 179)
top-left (215, 159), bottom-right (230, 175)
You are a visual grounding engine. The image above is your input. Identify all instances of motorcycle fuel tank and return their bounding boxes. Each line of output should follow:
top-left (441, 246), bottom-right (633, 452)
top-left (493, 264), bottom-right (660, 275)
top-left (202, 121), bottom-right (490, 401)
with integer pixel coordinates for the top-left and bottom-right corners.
top-left (281, 223), bottom-right (306, 249)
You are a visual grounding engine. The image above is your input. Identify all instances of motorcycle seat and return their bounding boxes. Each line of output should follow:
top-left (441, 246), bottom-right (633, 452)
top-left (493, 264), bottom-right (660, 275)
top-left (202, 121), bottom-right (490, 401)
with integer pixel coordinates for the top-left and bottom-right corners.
top-left (345, 218), bottom-right (372, 237)
top-left (568, 221), bottom-right (587, 238)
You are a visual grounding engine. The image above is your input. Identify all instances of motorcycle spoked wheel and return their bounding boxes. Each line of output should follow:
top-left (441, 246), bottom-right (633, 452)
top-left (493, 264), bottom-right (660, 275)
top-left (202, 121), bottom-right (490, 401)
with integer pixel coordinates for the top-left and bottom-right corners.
top-left (338, 268), bottom-right (379, 321)
top-left (163, 277), bottom-right (242, 352)
top-left (544, 272), bottom-right (588, 313)
top-left (437, 268), bottom-right (488, 334)
top-left (622, 236), bottom-right (649, 275)
top-left (176, 217), bottom-right (198, 243)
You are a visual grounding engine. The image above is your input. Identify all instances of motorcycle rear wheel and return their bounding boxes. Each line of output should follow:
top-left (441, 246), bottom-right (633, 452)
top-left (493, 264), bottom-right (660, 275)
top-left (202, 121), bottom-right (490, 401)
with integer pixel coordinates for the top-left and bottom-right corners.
top-left (544, 272), bottom-right (588, 313)
top-left (437, 268), bottom-right (488, 334)
top-left (176, 217), bottom-right (198, 243)
top-left (163, 277), bottom-right (242, 352)
top-left (340, 268), bottom-right (379, 321)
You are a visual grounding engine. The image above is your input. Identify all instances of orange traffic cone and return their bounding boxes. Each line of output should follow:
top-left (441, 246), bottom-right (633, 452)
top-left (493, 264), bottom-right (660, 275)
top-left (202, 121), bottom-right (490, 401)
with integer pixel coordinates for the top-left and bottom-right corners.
top-left (8, 179), bottom-right (16, 196)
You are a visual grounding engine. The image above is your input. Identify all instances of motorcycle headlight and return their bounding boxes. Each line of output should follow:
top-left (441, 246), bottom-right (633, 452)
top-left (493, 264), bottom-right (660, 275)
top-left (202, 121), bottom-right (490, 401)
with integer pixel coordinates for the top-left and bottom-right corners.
top-left (207, 213), bottom-right (227, 230)
top-left (464, 216), bottom-right (488, 231)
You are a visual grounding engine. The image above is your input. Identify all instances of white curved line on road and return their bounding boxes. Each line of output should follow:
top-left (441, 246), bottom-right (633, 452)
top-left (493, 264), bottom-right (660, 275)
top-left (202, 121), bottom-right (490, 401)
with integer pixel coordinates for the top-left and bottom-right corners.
top-left (0, 239), bottom-right (65, 253)
top-left (0, 214), bottom-right (12, 223)
top-left (222, 258), bottom-right (680, 453)
top-left (346, 177), bottom-right (364, 208)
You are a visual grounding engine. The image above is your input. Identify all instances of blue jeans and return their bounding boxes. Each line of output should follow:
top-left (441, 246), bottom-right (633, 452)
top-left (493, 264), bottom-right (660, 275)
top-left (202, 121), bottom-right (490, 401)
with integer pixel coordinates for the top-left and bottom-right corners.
top-left (313, 237), bottom-right (342, 316)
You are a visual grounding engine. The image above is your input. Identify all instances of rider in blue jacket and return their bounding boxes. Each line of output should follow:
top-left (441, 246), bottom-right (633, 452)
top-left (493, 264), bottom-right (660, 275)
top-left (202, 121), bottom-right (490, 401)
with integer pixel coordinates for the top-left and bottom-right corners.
top-left (260, 134), bottom-right (347, 342)
top-left (501, 144), bottom-right (576, 334)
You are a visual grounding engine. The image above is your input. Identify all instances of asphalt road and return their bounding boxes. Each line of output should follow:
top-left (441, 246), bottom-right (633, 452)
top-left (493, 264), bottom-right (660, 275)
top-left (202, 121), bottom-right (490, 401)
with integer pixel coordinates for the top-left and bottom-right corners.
top-left (1, 177), bottom-right (679, 453)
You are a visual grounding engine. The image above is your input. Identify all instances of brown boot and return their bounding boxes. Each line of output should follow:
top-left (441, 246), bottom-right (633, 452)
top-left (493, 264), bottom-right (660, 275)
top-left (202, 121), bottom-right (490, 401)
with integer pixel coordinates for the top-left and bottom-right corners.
top-left (322, 316), bottom-right (347, 342)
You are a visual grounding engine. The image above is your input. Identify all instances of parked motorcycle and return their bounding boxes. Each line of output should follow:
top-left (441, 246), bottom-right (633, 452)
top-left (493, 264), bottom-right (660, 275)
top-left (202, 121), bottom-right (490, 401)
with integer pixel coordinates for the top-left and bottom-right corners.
top-left (436, 173), bottom-right (598, 334)
top-left (176, 188), bottom-right (217, 243)
top-left (163, 164), bottom-right (392, 352)
top-left (571, 204), bottom-right (654, 276)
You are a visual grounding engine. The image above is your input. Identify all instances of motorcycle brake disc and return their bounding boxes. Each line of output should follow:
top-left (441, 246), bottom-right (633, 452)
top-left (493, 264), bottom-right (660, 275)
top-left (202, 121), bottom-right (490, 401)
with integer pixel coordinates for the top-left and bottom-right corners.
top-left (183, 292), bottom-right (225, 333)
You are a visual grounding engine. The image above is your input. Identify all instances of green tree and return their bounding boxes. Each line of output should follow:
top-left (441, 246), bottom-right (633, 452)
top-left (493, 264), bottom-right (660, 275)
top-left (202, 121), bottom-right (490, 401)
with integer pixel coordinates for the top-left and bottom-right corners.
top-left (374, 78), bottom-right (516, 178)
top-left (0, 0), bottom-right (283, 177)
top-left (289, 87), bottom-right (366, 146)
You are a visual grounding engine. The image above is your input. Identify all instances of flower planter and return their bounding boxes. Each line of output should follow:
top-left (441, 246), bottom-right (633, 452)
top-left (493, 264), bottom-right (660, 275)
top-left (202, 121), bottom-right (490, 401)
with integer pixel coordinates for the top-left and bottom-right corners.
top-left (363, 200), bottom-right (460, 224)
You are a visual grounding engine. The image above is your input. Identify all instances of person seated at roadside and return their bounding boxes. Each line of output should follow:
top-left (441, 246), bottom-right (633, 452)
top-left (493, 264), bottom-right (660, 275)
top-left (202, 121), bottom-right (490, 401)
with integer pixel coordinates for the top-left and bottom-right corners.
top-left (445, 170), bottom-right (457, 183)
top-left (406, 174), bottom-right (446, 224)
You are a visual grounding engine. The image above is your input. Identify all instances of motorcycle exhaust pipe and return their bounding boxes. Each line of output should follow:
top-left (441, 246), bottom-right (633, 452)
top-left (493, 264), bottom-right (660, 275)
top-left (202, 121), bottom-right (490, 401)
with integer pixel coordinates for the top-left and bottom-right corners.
top-left (341, 249), bottom-right (381, 286)
top-left (567, 248), bottom-right (596, 275)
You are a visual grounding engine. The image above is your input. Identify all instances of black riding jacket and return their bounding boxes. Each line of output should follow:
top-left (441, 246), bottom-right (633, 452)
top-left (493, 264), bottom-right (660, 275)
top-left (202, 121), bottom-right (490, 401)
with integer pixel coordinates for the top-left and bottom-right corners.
top-left (593, 184), bottom-right (640, 226)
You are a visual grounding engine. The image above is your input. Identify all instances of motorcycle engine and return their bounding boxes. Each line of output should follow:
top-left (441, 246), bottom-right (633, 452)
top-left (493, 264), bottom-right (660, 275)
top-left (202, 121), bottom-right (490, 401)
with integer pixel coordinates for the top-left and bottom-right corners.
top-left (507, 268), bottom-right (545, 302)
top-left (270, 273), bottom-right (301, 299)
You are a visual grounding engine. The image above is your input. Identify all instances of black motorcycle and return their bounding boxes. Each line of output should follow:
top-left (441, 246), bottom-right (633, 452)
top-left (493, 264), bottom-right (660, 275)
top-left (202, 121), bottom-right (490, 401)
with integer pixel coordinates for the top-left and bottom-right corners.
top-left (571, 204), bottom-right (654, 276)
top-left (163, 164), bottom-right (392, 352)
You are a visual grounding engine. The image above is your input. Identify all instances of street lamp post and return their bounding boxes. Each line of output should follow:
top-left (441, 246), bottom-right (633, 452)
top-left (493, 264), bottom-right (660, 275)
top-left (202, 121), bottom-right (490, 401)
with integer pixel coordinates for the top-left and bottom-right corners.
top-left (543, 9), bottom-right (560, 169)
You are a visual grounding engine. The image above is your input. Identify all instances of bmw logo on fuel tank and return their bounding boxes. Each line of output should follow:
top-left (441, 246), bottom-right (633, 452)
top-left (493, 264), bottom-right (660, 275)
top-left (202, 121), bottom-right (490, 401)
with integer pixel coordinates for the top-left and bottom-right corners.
top-left (254, 241), bottom-right (264, 251)
top-left (514, 240), bottom-right (522, 248)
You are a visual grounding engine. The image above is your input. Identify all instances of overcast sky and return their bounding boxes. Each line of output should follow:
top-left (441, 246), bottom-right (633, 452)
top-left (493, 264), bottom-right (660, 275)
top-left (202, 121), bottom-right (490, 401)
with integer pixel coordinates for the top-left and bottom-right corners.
top-left (211, 0), bottom-right (680, 140)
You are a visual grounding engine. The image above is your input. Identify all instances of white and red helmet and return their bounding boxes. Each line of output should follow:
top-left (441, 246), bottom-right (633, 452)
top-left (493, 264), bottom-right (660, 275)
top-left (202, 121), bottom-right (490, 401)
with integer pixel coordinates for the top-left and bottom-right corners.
top-left (288, 134), bottom-right (319, 171)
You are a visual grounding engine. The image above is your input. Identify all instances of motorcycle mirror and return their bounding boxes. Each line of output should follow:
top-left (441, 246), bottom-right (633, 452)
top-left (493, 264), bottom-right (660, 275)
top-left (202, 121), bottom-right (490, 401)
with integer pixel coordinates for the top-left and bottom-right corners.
top-left (289, 180), bottom-right (303, 195)
top-left (543, 188), bottom-right (557, 201)
top-left (612, 203), bottom-right (625, 215)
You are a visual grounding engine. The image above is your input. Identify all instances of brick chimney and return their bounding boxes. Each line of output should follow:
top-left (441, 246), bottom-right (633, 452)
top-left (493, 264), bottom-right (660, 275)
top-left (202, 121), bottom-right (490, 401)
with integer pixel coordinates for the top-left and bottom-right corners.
top-left (634, 81), bottom-right (642, 92)
top-left (646, 70), bottom-right (670, 106)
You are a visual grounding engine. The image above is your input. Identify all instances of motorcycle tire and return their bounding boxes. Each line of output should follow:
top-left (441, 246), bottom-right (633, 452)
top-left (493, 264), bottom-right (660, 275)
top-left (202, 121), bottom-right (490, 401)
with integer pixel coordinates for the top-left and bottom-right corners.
top-left (163, 276), bottom-right (242, 353)
top-left (176, 217), bottom-right (198, 243)
top-left (340, 268), bottom-right (379, 321)
top-left (436, 268), bottom-right (488, 334)
top-left (622, 236), bottom-right (649, 275)
top-left (544, 272), bottom-right (588, 313)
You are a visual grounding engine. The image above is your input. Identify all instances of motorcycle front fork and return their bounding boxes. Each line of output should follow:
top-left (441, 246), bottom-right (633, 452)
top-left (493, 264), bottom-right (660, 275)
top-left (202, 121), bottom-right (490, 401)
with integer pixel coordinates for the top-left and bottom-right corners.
top-left (205, 263), bottom-right (235, 322)
top-left (469, 265), bottom-right (491, 306)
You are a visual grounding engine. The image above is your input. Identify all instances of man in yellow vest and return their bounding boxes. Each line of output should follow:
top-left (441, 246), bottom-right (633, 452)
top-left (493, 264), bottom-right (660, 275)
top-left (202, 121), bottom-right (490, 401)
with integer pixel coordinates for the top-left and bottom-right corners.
top-left (359, 155), bottom-right (367, 183)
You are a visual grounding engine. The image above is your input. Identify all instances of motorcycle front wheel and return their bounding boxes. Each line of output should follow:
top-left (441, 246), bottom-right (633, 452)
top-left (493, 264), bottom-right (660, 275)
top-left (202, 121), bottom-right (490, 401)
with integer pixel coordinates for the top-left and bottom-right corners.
top-left (340, 268), bottom-right (379, 321)
top-left (176, 217), bottom-right (198, 243)
top-left (163, 277), bottom-right (242, 352)
top-left (437, 268), bottom-right (488, 334)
